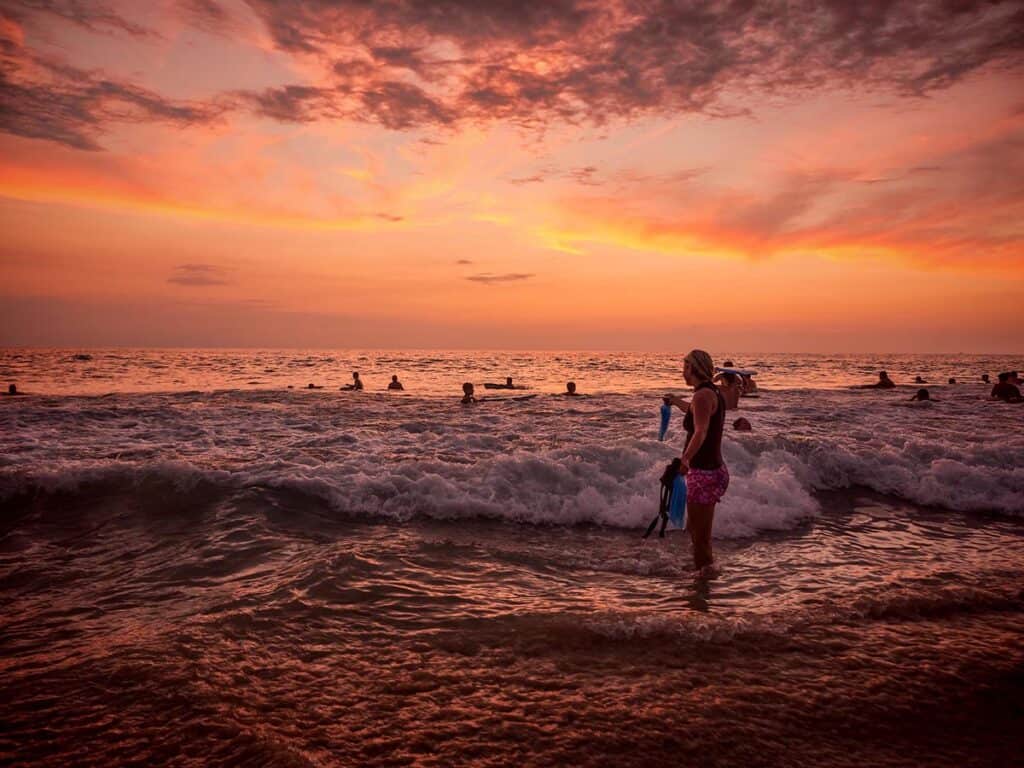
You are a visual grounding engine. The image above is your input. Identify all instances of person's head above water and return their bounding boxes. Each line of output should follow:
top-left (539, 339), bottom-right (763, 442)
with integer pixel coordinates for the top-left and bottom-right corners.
top-left (7, 384), bottom-right (16, 395)
top-left (683, 349), bottom-right (715, 386)
top-left (879, 370), bottom-right (891, 380)
top-left (722, 360), bottom-right (735, 368)
top-left (391, 375), bottom-right (399, 382)
top-left (914, 376), bottom-right (925, 383)
top-left (982, 373), bottom-right (990, 383)
top-left (948, 377), bottom-right (956, 384)
top-left (462, 382), bottom-right (474, 395)
top-left (913, 388), bottom-right (931, 401)
top-left (998, 372), bottom-right (1010, 383)
top-left (506, 376), bottom-right (513, 386)
top-left (565, 381), bottom-right (576, 394)
top-left (733, 417), bottom-right (752, 431)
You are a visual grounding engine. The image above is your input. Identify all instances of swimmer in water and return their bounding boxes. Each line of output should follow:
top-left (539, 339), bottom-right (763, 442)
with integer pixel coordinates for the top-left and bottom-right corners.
top-left (563, 381), bottom-right (580, 396)
top-left (914, 376), bottom-right (926, 384)
top-left (990, 372), bottom-right (1022, 402)
top-left (732, 417), bottom-right (752, 431)
top-left (460, 382), bottom-right (478, 404)
top-left (341, 372), bottom-right (363, 391)
top-left (910, 388), bottom-right (934, 402)
top-left (3, 384), bottom-right (21, 396)
top-left (860, 370), bottom-right (896, 389)
top-left (387, 375), bottom-right (404, 391)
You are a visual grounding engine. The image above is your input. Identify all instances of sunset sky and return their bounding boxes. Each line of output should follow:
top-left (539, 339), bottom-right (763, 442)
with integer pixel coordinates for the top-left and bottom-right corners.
top-left (1, 0), bottom-right (1022, 351)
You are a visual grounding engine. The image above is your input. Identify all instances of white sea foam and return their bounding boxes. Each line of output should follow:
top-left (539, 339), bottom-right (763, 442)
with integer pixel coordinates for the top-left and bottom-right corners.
top-left (1, 377), bottom-right (1021, 531)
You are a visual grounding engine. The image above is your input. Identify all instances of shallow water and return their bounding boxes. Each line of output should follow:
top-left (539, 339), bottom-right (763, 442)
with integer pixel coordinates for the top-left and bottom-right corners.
top-left (1, 350), bottom-right (1022, 765)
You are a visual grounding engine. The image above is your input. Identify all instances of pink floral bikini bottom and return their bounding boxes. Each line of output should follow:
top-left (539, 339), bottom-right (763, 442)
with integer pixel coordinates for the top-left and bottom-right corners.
top-left (686, 465), bottom-right (730, 505)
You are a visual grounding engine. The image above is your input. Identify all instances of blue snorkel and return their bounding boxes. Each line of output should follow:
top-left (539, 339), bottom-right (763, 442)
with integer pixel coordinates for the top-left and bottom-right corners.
top-left (659, 397), bottom-right (672, 441)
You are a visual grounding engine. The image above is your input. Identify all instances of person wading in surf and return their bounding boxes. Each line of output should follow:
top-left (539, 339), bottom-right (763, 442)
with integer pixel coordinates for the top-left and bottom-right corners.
top-left (667, 349), bottom-right (729, 575)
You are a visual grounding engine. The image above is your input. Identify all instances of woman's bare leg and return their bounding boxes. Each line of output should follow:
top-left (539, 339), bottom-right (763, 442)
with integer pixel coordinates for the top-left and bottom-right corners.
top-left (687, 501), bottom-right (716, 570)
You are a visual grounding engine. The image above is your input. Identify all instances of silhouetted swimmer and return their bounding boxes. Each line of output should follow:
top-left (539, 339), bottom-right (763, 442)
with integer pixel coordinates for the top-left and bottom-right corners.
top-left (860, 370), bottom-right (895, 389)
top-left (991, 372), bottom-right (1022, 402)
top-left (948, 377), bottom-right (957, 384)
top-left (461, 382), bottom-right (479, 404)
top-left (341, 372), bottom-right (363, 391)
top-left (388, 375), bottom-right (404, 391)
top-left (910, 388), bottom-right (933, 402)
top-left (981, 373), bottom-right (990, 384)
top-left (914, 376), bottom-right (926, 384)
top-left (733, 417), bottom-right (752, 431)
top-left (307, 383), bottom-right (323, 389)
top-left (563, 381), bottom-right (580, 396)
top-left (3, 384), bottom-right (22, 396)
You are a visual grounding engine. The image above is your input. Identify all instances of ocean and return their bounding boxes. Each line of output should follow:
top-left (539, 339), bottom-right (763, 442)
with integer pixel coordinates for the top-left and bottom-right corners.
top-left (1, 349), bottom-right (1022, 766)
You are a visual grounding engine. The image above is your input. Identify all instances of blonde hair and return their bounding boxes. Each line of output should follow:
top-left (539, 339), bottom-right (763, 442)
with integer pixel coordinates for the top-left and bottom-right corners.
top-left (684, 349), bottom-right (715, 383)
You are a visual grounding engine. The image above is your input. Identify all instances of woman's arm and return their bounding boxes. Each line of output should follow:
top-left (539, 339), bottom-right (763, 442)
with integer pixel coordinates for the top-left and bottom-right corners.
top-left (668, 395), bottom-right (690, 413)
top-left (681, 389), bottom-right (714, 467)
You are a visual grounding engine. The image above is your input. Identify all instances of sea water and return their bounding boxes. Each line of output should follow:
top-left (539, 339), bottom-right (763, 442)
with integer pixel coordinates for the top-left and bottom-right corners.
top-left (1, 349), bottom-right (1022, 766)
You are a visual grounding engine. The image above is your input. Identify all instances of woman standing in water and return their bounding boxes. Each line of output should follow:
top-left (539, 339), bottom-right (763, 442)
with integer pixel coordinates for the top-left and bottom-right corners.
top-left (669, 350), bottom-right (728, 575)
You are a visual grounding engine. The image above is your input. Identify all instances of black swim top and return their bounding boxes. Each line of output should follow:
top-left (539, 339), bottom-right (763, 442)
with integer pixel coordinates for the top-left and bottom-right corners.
top-left (683, 381), bottom-right (726, 470)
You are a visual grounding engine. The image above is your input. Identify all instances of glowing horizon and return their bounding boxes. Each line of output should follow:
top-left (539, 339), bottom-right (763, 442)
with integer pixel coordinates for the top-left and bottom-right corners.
top-left (1, 0), bottom-right (1022, 352)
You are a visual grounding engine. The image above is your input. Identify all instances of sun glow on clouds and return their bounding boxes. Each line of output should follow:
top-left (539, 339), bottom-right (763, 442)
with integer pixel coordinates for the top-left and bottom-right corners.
top-left (0, 0), bottom-right (1022, 349)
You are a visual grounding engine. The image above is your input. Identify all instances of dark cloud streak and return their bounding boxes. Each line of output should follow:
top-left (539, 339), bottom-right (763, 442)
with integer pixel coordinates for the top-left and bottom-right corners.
top-left (0, 12), bottom-right (224, 149)
top-left (466, 272), bottom-right (535, 284)
top-left (232, 0), bottom-right (1024, 131)
top-left (2, 0), bottom-right (1024, 148)
top-left (168, 264), bottom-right (232, 286)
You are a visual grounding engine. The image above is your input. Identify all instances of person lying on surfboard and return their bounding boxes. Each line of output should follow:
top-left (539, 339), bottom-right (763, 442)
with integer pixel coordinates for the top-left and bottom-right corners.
top-left (483, 376), bottom-right (527, 390)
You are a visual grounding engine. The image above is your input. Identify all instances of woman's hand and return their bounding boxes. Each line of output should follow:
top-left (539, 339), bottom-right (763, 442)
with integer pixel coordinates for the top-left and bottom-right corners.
top-left (678, 458), bottom-right (689, 475)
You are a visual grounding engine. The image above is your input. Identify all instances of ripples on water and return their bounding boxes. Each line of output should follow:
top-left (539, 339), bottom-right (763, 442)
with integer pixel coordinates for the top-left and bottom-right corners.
top-left (1, 350), bottom-right (1022, 766)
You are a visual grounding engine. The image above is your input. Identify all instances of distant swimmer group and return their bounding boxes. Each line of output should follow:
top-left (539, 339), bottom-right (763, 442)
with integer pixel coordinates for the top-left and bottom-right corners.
top-left (294, 370), bottom-right (560, 398)
top-left (850, 369), bottom-right (1022, 403)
